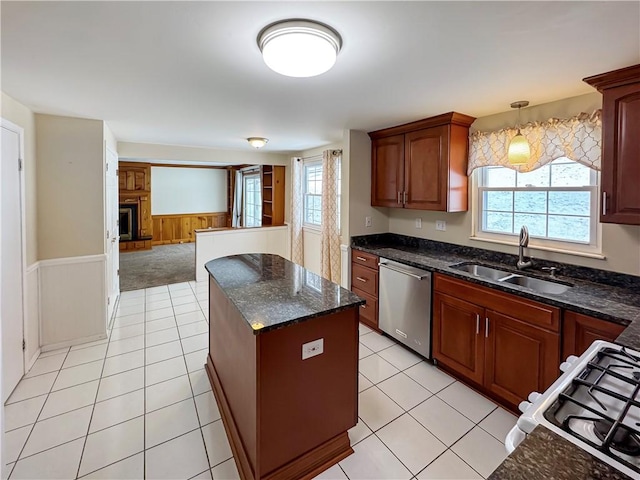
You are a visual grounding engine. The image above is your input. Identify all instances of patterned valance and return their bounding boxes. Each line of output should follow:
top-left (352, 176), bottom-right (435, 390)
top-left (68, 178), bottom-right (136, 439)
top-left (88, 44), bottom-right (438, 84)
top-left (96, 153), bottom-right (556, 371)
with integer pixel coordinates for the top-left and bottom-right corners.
top-left (468, 110), bottom-right (602, 174)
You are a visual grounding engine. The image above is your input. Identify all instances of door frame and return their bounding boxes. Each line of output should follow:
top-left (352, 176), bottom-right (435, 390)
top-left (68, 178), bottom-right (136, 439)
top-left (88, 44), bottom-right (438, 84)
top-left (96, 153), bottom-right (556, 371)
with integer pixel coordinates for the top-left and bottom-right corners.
top-left (105, 145), bottom-right (120, 323)
top-left (1, 117), bottom-right (29, 380)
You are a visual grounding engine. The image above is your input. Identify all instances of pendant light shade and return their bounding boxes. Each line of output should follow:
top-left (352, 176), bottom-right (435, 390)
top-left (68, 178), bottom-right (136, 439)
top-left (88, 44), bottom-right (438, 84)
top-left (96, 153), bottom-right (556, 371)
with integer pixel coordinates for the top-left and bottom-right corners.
top-left (508, 101), bottom-right (530, 165)
top-left (258, 19), bottom-right (342, 78)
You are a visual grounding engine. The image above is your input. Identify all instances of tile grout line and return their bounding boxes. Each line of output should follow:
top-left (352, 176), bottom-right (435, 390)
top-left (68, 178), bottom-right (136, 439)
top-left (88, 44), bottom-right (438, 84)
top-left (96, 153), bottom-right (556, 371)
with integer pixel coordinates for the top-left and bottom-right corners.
top-left (74, 308), bottom-right (117, 479)
top-left (7, 346), bottom-right (73, 479)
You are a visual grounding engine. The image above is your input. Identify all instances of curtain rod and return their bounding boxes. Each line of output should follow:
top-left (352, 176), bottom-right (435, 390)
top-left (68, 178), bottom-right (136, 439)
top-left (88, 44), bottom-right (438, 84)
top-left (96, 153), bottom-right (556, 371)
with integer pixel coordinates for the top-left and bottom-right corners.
top-left (297, 149), bottom-right (343, 162)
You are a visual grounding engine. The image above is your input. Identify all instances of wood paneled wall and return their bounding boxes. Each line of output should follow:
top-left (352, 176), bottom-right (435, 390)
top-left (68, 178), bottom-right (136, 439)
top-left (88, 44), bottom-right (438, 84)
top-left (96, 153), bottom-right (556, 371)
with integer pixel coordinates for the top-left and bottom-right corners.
top-left (152, 212), bottom-right (228, 245)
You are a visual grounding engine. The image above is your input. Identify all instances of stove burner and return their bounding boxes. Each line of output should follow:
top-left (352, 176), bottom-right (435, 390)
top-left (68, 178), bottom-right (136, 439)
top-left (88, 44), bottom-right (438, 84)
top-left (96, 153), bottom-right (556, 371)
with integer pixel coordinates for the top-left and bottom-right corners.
top-left (593, 420), bottom-right (640, 456)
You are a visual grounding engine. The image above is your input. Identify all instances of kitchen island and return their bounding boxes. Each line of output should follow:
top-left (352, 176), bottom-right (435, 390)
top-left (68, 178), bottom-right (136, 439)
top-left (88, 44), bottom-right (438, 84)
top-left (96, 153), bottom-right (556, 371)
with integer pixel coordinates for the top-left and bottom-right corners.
top-left (204, 254), bottom-right (364, 480)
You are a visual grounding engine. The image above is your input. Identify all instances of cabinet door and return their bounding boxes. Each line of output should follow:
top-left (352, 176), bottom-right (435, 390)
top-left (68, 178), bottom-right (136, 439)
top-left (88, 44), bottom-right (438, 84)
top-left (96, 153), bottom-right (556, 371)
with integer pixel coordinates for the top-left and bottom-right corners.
top-left (484, 310), bottom-right (560, 407)
top-left (371, 134), bottom-right (405, 207)
top-left (433, 292), bottom-right (484, 385)
top-left (139, 195), bottom-right (151, 237)
top-left (404, 126), bottom-right (448, 210)
top-left (601, 83), bottom-right (640, 225)
top-left (562, 311), bottom-right (626, 358)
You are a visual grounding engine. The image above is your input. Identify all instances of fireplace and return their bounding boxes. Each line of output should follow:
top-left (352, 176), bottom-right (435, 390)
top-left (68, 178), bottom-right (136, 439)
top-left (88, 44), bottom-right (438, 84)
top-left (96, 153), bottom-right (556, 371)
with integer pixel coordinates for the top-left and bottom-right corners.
top-left (119, 204), bottom-right (138, 241)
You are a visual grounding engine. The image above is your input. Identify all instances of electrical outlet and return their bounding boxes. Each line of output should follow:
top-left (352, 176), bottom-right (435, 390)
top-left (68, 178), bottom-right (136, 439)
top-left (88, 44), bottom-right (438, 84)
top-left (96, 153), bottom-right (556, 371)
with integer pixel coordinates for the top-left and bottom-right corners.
top-left (365, 216), bottom-right (372, 227)
top-left (436, 220), bottom-right (446, 231)
top-left (415, 218), bottom-right (422, 229)
top-left (302, 338), bottom-right (324, 360)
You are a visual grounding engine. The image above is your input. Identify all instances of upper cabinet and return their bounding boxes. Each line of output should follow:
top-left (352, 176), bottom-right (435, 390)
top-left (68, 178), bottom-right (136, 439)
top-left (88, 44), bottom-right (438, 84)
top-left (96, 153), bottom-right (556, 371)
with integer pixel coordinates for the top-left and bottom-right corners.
top-left (369, 112), bottom-right (475, 211)
top-left (584, 64), bottom-right (640, 225)
top-left (119, 162), bottom-right (150, 192)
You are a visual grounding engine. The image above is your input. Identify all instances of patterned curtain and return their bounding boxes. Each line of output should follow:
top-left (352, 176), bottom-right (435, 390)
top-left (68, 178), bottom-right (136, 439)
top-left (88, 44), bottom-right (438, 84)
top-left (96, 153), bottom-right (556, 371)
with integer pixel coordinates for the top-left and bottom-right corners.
top-left (290, 157), bottom-right (304, 265)
top-left (468, 110), bottom-right (602, 174)
top-left (320, 150), bottom-right (341, 282)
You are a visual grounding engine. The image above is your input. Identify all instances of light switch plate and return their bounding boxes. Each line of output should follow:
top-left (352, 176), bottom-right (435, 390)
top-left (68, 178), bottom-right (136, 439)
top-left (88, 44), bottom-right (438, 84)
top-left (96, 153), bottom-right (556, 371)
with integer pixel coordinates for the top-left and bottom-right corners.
top-left (365, 216), bottom-right (372, 227)
top-left (415, 218), bottom-right (422, 229)
top-left (302, 338), bottom-right (324, 360)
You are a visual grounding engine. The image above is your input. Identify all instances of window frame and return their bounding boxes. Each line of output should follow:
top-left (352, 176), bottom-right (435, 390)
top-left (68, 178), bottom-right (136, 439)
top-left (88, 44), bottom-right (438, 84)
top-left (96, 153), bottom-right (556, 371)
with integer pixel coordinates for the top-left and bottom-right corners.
top-left (303, 160), bottom-right (323, 229)
top-left (242, 172), bottom-right (262, 228)
top-left (472, 161), bottom-right (602, 256)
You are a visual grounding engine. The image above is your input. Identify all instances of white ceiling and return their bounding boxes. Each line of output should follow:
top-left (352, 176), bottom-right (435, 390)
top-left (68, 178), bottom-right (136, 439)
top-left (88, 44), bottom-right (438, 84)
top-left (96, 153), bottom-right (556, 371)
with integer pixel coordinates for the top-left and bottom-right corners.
top-left (2, 1), bottom-right (639, 153)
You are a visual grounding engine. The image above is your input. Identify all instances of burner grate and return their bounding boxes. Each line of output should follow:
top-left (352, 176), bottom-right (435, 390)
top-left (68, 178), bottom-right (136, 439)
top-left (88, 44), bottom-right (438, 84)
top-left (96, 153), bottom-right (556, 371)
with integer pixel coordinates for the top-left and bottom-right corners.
top-left (544, 346), bottom-right (640, 474)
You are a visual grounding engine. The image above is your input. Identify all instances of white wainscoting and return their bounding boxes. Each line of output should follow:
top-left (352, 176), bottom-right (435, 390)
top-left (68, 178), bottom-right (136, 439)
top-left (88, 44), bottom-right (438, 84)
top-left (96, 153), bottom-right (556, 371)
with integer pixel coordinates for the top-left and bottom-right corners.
top-left (340, 245), bottom-right (350, 289)
top-left (303, 227), bottom-right (322, 275)
top-left (195, 226), bottom-right (290, 282)
top-left (25, 263), bottom-right (40, 369)
top-left (39, 254), bottom-right (108, 350)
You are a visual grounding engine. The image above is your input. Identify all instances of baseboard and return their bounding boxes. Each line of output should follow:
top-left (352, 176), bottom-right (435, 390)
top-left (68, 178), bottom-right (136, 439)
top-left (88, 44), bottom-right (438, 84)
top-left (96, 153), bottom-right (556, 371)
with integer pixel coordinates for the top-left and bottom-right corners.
top-left (39, 254), bottom-right (107, 347)
top-left (41, 333), bottom-right (109, 353)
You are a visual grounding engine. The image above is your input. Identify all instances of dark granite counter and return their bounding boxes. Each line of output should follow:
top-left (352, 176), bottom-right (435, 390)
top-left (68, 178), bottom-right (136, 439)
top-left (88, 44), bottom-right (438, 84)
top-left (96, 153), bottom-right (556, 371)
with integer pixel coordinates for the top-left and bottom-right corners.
top-left (205, 253), bottom-right (364, 334)
top-left (488, 426), bottom-right (633, 480)
top-left (352, 233), bottom-right (640, 350)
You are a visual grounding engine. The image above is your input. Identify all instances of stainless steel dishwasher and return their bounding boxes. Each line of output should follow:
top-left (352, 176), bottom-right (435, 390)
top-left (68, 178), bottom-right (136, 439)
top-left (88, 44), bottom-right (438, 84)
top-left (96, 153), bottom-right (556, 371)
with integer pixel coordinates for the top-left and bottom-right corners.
top-left (378, 258), bottom-right (432, 358)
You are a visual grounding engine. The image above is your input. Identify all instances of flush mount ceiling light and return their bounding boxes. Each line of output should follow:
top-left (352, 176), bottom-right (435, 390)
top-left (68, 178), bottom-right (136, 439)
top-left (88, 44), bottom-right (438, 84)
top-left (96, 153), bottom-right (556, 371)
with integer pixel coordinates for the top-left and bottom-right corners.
top-left (257, 19), bottom-right (342, 78)
top-left (508, 101), bottom-right (530, 165)
top-left (247, 137), bottom-right (268, 149)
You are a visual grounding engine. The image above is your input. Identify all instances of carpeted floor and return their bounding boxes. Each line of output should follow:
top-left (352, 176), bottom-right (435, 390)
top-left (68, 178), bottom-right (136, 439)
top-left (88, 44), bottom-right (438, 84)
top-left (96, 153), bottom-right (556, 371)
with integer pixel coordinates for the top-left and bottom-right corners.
top-left (119, 243), bottom-right (196, 291)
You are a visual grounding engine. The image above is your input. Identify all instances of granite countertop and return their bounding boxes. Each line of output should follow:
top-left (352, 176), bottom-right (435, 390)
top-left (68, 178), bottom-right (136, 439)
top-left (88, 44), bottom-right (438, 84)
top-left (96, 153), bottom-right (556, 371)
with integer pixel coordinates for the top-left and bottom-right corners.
top-left (488, 426), bottom-right (633, 480)
top-left (351, 233), bottom-right (640, 350)
top-left (205, 253), bottom-right (364, 334)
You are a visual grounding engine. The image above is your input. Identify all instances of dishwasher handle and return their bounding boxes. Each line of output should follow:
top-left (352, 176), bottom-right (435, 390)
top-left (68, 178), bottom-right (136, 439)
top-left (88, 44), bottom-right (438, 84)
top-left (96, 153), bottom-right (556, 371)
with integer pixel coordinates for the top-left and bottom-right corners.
top-left (379, 262), bottom-right (429, 280)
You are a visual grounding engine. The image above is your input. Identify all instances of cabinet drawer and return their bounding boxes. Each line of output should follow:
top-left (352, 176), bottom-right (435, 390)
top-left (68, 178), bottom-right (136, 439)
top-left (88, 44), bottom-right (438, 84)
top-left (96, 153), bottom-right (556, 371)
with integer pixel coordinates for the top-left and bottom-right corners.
top-left (351, 264), bottom-right (378, 296)
top-left (352, 251), bottom-right (379, 269)
top-left (352, 287), bottom-right (378, 327)
top-left (434, 273), bottom-right (560, 332)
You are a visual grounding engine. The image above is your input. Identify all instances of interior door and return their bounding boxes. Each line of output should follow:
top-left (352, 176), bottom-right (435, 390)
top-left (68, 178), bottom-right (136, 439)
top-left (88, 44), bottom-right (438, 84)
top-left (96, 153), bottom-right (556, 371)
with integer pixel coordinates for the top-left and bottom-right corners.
top-left (105, 147), bottom-right (120, 321)
top-left (2, 121), bottom-right (25, 402)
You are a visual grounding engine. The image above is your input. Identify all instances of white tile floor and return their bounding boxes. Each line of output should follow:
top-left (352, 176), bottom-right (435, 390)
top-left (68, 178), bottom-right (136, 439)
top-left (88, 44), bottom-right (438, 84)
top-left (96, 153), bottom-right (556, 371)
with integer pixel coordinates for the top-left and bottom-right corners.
top-left (3, 281), bottom-right (516, 479)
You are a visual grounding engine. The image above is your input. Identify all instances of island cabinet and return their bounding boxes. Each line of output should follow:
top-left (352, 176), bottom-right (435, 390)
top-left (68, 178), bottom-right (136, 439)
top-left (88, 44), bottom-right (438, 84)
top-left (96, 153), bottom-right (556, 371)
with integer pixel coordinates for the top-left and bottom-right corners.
top-left (205, 254), bottom-right (364, 480)
top-left (369, 112), bottom-right (476, 212)
top-left (433, 274), bottom-right (561, 410)
top-left (584, 64), bottom-right (640, 225)
top-left (562, 311), bottom-right (626, 358)
top-left (351, 250), bottom-right (379, 330)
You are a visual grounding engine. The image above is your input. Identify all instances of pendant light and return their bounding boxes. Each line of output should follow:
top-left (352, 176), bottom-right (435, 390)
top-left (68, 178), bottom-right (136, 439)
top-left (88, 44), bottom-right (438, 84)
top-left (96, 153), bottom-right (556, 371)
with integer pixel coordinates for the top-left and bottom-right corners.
top-left (257, 19), bottom-right (342, 78)
top-left (508, 101), bottom-right (530, 165)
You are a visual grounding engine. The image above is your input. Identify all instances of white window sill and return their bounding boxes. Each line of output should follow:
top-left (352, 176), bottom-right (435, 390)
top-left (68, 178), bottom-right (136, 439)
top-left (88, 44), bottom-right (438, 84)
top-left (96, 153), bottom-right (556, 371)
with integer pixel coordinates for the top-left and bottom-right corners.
top-left (468, 236), bottom-right (606, 260)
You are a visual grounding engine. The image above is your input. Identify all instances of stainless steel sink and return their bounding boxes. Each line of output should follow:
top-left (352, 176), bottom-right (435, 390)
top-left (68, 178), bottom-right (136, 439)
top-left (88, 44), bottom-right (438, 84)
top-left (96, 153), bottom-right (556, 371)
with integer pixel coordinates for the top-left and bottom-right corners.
top-left (450, 262), bottom-right (572, 295)
top-left (450, 263), bottom-right (513, 280)
top-left (499, 275), bottom-right (572, 294)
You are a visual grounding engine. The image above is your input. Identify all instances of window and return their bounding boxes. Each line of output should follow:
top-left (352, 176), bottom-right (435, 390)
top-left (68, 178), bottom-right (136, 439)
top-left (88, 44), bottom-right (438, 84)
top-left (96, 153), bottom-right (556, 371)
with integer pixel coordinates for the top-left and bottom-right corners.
top-left (304, 162), bottom-right (323, 226)
top-left (243, 173), bottom-right (262, 227)
top-left (476, 158), bottom-right (598, 250)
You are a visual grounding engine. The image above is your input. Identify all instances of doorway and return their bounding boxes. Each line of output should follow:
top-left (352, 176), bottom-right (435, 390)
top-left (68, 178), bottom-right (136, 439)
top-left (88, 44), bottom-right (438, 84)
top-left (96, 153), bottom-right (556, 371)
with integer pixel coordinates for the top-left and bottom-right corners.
top-left (1, 119), bottom-right (26, 402)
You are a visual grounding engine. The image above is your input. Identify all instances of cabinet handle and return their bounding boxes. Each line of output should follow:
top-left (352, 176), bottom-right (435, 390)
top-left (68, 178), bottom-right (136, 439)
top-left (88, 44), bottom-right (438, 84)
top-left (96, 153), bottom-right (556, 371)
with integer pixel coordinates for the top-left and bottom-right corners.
top-left (476, 314), bottom-right (480, 335)
top-left (403, 191), bottom-right (408, 204)
top-left (485, 317), bottom-right (490, 338)
top-left (361, 304), bottom-right (367, 309)
top-left (356, 256), bottom-right (367, 262)
top-left (356, 277), bottom-right (368, 283)
top-left (602, 192), bottom-right (607, 216)
top-left (397, 192), bottom-right (402, 204)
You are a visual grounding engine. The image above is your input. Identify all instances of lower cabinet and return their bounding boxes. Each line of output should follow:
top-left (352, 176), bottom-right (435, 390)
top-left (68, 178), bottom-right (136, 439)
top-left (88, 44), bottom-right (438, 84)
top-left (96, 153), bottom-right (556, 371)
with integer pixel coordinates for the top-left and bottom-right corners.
top-left (433, 274), bottom-right (560, 410)
top-left (351, 250), bottom-right (380, 330)
top-left (562, 311), bottom-right (626, 358)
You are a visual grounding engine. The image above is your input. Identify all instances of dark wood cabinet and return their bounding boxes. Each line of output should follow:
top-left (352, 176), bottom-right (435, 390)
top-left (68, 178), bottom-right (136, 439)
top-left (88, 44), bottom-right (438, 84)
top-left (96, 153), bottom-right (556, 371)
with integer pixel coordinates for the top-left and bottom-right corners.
top-left (118, 162), bottom-right (150, 192)
top-left (351, 250), bottom-right (380, 330)
top-left (433, 292), bottom-right (484, 385)
top-left (369, 112), bottom-right (475, 212)
top-left (433, 274), bottom-right (560, 410)
top-left (261, 165), bottom-right (285, 226)
top-left (562, 311), bottom-right (626, 358)
top-left (484, 309), bottom-right (560, 406)
top-left (584, 64), bottom-right (640, 225)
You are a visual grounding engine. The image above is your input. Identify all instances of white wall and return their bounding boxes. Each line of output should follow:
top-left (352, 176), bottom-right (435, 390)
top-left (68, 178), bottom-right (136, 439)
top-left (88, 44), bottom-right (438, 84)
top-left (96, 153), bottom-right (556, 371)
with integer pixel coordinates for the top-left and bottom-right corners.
top-left (151, 167), bottom-right (227, 215)
top-left (385, 93), bottom-right (640, 276)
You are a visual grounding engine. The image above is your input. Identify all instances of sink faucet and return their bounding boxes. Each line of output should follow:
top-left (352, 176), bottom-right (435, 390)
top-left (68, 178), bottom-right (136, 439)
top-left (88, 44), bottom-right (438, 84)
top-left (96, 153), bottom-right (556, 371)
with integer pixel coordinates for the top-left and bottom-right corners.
top-left (517, 226), bottom-right (533, 270)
